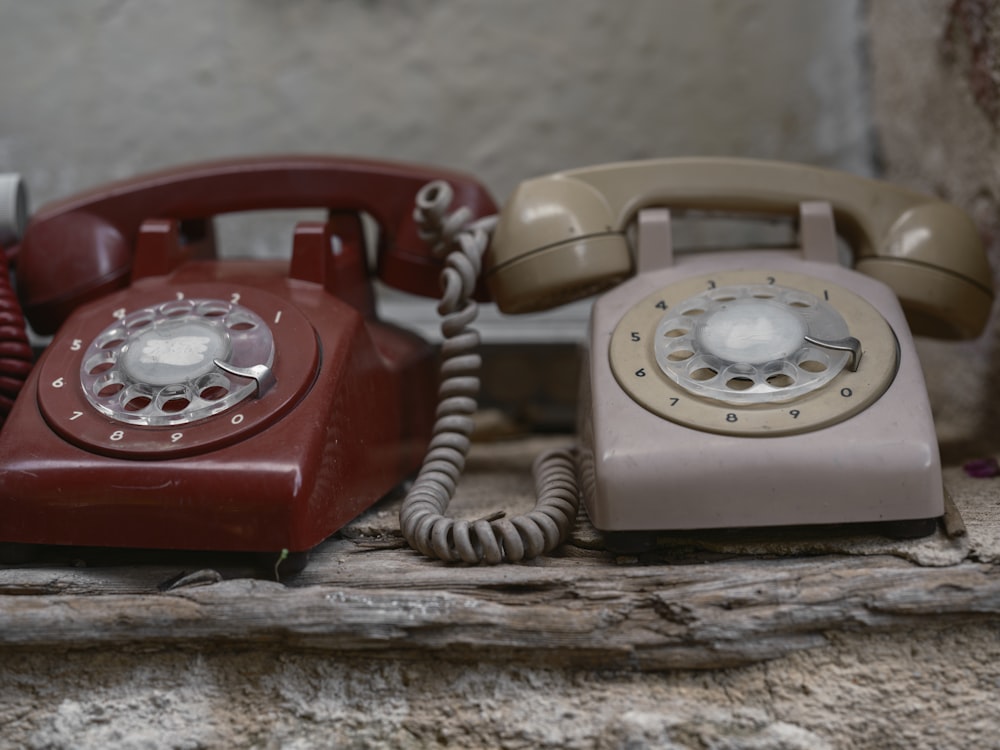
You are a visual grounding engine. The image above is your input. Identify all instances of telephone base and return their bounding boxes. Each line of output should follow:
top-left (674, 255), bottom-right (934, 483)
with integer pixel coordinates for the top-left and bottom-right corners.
top-left (0, 272), bottom-right (437, 559)
top-left (582, 252), bottom-right (945, 537)
top-left (601, 516), bottom-right (942, 557)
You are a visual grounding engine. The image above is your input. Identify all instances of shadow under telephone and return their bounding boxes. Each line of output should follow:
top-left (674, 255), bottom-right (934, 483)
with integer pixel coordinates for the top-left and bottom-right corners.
top-left (400, 157), bottom-right (994, 562)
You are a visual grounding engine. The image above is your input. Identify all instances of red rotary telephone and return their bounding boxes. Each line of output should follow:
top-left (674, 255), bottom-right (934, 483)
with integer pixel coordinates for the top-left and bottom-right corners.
top-left (0, 156), bottom-right (496, 566)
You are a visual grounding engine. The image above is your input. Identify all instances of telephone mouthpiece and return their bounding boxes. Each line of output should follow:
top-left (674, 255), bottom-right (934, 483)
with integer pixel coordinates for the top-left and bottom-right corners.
top-left (0, 174), bottom-right (28, 248)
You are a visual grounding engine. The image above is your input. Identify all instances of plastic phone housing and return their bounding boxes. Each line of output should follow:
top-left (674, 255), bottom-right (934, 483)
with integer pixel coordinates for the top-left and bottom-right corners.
top-left (579, 208), bottom-right (943, 533)
top-left (0, 216), bottom-right (438, 555)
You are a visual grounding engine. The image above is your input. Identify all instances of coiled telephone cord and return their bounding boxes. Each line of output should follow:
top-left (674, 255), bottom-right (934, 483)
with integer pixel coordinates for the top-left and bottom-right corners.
top-left (398, 181), bottom-right (581, 564)
top-left (0, 259), bottom-right (32, 428)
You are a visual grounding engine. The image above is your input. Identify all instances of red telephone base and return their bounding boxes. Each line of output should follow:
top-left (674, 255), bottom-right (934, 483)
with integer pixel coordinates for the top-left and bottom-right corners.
top-left (0, 261), bottom-right (436, 557)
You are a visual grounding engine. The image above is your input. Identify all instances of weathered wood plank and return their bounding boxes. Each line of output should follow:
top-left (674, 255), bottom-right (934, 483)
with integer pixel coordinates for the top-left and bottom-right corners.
top-left (3, 552), bottom-right (1000, 670)
top-left (2, 436), bottom-right (1000, 670)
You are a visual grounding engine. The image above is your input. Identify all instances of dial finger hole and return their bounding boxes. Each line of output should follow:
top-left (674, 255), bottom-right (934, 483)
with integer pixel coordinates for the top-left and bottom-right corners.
top-left (679, 307), bottom-right (705, 316)
top-left (684, 354), bottom-right (721, 382)
top-left (796, 348), bottom-right (831, 373)
top-left (124, 396), bottom-right (151, 412)
top-left (121, 385), bottom-right (154, 413)
top-left (161, 396), bottom-right (191, 413)
top-left (726, 376), bottom-right (754, 391)
top-left (667, 349), bottom-right (694, 362)
top-left (662, 328), bottom-right (688, 338)
top-left (762, 361), bottom-right (798, 389)
top-left (84, 352), bottom-right (116, 376)
top-left (123, 310), bottom-right (155, 330)
top-left (96, 329), bottom-right (127, 350)
top-left (156, 385), bottom-right (193, 414)
top-left (226, 312), bottom-right (257, 332)
top-left (709, 292), bottom-right (737, 302)
top-left (721, 363), bottom-right (757, 392)
top-left (196, 300), bottom-right (230, 318)
top-left (200, 386), bottom-right (229, 401)
top-left (766, 372), bottom-right (796, 388)
top-left (98, 383), bottom-right (124, 398)
top-left (159, 300), bottom-right (195, 318)
top-left (196, 373), bottom-right (231, 402)
top-left (93, 373), bottom-right (125, 399)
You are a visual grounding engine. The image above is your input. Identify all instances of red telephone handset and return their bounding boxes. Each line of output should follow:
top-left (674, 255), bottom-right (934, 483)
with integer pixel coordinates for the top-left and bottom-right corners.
top-left (16, 155), bottom-right (494, 334)
top-left (0, 156), bottom-right (496, 569)
top-left (0, 175), bottom-right (32, 431)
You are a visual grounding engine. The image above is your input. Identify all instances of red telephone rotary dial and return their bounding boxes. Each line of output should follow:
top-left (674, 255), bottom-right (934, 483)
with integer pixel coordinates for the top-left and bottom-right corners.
top-left (38, 284), bottom-right (318, 459)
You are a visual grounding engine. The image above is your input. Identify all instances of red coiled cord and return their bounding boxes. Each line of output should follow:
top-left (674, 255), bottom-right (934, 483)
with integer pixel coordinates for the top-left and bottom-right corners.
top-left (0, 259), bottom-right (32, 427)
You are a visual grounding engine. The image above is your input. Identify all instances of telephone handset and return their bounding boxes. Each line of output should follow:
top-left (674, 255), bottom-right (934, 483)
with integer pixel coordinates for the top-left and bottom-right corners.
top-left (487, 157), bottom-right (991, 338)
top-left (16, 155), bottom-right (493, 335)
top-left (0, 156), bottom-right (496, 565)
top-left (401, 158), bottom-right (993, 563)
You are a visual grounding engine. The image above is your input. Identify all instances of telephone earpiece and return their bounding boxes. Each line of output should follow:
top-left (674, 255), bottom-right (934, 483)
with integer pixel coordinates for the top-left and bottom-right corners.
top-left (856, 201), bottom-right (990, 338)
top-left (486, 174), bottom-right (632, 313)
top-left (486, 158), bottom-right (992, 339)
top-left (0, 174), bottom-right (28, 249)
top-left (17, 210), bottom-right (131, 334)
top-left (0, 174), bottom-right (33, 429)
top-left (16, 156), bottom-right (497, 334)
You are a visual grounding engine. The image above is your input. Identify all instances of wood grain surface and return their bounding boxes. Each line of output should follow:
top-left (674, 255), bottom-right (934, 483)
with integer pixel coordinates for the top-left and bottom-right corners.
top-left (2, 436), bottom-right (999, 671)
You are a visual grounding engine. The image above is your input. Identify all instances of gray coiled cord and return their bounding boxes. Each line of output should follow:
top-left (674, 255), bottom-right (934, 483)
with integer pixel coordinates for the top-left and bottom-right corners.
top-left (398, 181), bottom-right (581, 564)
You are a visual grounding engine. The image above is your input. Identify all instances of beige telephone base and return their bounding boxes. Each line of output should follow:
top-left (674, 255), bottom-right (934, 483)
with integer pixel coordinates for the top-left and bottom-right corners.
top-left (580, 205), bottom-right (943, 544)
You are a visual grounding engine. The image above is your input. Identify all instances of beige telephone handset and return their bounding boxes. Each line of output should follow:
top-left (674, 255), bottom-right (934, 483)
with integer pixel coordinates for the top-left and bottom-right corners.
top-left (400, 158), bottom-right (993, 563)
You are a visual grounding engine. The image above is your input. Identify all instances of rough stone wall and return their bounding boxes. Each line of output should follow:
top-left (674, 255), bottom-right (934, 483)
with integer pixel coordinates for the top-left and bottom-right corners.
top-left (4, 623), bottom-right (1000, 749)
top-left (868, 0), bottom-right (1000, 458)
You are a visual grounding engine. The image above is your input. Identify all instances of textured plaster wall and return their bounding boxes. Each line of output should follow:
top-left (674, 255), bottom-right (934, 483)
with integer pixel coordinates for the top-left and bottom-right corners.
top-left (1, 1), bottom-right (872, 214)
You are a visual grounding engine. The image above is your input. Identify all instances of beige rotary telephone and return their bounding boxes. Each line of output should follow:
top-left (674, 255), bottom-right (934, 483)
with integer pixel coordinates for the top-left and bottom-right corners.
top-left (400, 157), bottom-right (993, 563)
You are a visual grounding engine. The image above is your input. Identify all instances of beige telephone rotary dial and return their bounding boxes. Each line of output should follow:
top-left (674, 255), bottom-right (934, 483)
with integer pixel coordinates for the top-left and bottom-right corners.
top-left (609, 270), bottom-right (898, 436)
